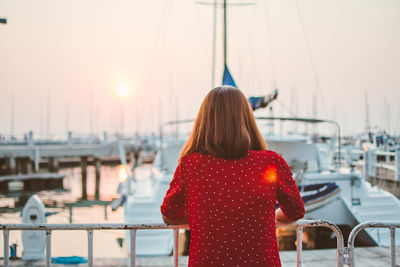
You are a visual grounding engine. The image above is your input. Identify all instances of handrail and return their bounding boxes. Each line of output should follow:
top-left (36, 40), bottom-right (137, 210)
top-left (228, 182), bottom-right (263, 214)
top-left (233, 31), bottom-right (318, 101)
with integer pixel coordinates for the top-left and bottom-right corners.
top-left (1, 219), bottom-right (344, 267)
top-left (347, 221), bottom-right (400, 267)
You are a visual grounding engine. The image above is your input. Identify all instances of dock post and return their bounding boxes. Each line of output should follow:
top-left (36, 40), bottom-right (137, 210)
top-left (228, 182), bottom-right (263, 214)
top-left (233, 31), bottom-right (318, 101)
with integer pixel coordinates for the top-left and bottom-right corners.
top-left (395, 149), bottom-right (400, 181)
top-left (69, 205), bottom-right (73, 223)
top-left (94, 158), bottom-right (101, 200)
top-left (9, 157), bottom-right (16, 174)
top-left (25, 158), bottom-right (33, 174)
top-left (48, 158), bottom-right (59, 172)
top-left (34, 147), bottom-right (40, 173)
top-left (81, 157), bottom-right (88, 200)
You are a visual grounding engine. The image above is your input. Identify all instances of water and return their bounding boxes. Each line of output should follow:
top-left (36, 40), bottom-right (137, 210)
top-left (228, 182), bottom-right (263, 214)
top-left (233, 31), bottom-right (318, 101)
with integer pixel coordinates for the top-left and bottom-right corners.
top-left (0, 165), bottom-right (128, 258)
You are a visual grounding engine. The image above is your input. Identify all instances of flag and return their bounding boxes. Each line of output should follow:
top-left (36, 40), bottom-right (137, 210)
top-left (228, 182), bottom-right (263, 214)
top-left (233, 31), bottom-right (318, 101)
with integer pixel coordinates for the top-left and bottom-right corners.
top-left (222, 64), bottom-right (237, 87)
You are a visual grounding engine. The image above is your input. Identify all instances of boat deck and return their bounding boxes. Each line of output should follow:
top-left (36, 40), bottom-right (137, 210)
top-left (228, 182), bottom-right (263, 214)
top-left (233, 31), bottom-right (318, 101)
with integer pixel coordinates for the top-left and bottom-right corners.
top-left (1, 246), bottom-right (399, 266)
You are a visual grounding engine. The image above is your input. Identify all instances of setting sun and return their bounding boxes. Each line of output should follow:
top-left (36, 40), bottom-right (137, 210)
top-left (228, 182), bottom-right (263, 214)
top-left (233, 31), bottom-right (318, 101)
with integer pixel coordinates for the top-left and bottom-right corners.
top-left (117, 84), bottom-right (130, 97)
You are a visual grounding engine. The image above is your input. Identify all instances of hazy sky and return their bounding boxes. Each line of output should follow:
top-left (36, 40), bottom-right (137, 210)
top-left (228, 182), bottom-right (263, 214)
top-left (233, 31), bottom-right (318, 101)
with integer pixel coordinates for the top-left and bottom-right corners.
top-left (0, 0), bottom-right (399, 138)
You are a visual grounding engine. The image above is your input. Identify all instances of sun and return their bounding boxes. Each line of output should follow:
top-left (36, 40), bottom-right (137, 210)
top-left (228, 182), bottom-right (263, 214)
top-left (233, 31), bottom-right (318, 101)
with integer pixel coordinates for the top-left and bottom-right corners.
top-left (117, 84), bottom-right (130, 97)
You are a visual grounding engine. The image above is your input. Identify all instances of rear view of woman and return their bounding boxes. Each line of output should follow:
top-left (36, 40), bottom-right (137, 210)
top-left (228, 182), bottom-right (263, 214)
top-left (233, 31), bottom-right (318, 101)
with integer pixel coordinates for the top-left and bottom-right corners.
top-left (161, 86), bottom-right (305, 267)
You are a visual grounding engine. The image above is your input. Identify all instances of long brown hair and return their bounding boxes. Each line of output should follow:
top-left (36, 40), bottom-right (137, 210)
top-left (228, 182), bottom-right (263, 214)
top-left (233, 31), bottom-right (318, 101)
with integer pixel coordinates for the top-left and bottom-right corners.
top-left (179, 86), bottom-right (267, 161)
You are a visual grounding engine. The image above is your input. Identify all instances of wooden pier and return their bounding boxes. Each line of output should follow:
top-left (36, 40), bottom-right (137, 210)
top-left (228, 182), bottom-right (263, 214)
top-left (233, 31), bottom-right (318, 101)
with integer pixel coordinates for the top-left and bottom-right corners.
top-left (1, 246), bottom-right (399, 266)
top-left (0, 173), bottom-right (65, 193)
top-left (0, 138), bottom-right (144, 199)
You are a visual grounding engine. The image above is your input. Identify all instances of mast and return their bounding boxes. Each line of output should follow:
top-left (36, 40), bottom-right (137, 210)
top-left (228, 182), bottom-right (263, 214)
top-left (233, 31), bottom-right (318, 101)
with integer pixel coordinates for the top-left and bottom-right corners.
top-left (11, 91), bottom-right (14, 138)
top-left (46, 90), bottom-right (50, 139)
top-left (211, 0), bottom-right (217, 88)
top-left (223, 0), bottom-right (227, 66)
top-left (364, 92), bottom-right (370, 132)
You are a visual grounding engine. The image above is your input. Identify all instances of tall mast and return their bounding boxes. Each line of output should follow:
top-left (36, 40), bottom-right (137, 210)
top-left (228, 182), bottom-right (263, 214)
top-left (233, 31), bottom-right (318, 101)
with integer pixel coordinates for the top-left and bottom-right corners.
top-left (211, 0), bottom-right (217, 88)
top-left (223, 0), bottom-right (227, 66)
top-left (46, 90), bottom-right (50, 139)
top-left (11, 91), bottom-right (14, 138)
top-left (364, 92), bottom-right (370, 132)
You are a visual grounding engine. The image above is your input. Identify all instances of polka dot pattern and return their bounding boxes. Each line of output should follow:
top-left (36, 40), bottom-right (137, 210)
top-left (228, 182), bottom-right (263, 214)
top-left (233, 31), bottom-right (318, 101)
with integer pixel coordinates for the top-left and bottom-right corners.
top-left (160, 150), bottom-right (305, 267)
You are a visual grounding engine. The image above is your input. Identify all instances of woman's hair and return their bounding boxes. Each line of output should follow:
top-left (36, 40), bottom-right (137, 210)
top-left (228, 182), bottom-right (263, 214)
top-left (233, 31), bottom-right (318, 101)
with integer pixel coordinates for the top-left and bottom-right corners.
top-left (179, 86), bottom-right (267, 161)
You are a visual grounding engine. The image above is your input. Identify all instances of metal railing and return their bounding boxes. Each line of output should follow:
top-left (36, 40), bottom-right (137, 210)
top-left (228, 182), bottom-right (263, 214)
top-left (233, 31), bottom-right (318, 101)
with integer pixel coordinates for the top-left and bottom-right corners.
top-left (349, 149), bottom-right (400, 181)
top-left (1, 219), bottom-right (344, 267)
top-left (4, 220), bottom-right (399, 267)
top-left (347, 222), bottom-right (400, 267)
top-left (289, 219), bottom-right (345, 267)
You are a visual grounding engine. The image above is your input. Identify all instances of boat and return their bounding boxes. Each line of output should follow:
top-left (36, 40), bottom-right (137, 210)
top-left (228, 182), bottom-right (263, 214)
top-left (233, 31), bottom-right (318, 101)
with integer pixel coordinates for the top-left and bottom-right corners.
top-left (118, 0), bottom-right (400, 254)
top-left (262, 119), bottom-right (400, 247)
top-left (121, 140), bottom-right (183, 255)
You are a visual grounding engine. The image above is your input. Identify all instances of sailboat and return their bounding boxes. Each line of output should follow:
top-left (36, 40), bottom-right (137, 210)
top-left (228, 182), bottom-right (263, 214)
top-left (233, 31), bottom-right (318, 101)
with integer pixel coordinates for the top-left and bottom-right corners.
top-left (118, 0), bottom-right (400, 256)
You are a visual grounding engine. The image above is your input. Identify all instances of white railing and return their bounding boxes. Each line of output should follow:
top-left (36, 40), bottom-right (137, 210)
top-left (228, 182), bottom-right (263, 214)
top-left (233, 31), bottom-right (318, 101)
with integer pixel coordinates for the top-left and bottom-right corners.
top-left (347, 222), bottom-right (400, 267)
top-left (3, 220), bottom-right (399, 267)
top-left (346, 149), bottom-right (400, 181)
top-left (1, 219), bottom-right (344, 267)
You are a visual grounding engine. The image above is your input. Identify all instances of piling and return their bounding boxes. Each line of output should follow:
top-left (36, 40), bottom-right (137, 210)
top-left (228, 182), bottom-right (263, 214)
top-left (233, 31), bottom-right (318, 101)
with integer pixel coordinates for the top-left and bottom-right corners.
top-left (8, 157), bottom-right (16, 174)
top-left (94, 158), bottom-right (101, 200)
top-left (48, 158), bottom-right (59, 172)
top-left (81, 157), bottom-right (88, 200)
top-left (25, 158), bottom-right (33, 174)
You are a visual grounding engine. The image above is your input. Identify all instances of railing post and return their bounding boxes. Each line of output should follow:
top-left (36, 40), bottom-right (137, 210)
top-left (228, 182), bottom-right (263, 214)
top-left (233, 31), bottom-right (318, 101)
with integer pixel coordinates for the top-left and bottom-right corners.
top-left (87, 230), bottom-right (93, 267)
top-left (390, 227), bottom-right (395, 267)
top-left (173, 229), bottom-right (179, 267)
top-left (3, 230), bottom-right (9, 267)
top-left (130, 229), bottom-right (136, 267)
top-left (296, 226), bottom-right (303, 267)
top-left (46, 230), bottom-right (52, 267)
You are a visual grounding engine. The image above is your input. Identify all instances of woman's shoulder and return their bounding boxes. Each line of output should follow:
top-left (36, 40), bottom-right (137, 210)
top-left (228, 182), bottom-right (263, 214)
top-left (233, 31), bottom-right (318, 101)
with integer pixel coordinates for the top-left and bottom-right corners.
top-left (250, 150), bottom-right (286, 163)
top-left (180, 152), bottom-right (209, 164)
top-left (250, 149), bottom-right (280, 157)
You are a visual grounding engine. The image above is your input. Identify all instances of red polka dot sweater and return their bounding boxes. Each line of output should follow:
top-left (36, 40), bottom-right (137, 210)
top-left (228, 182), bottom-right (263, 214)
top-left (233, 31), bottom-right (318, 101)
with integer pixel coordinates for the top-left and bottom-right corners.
top-left (161, 150), bottom-right (305, 267)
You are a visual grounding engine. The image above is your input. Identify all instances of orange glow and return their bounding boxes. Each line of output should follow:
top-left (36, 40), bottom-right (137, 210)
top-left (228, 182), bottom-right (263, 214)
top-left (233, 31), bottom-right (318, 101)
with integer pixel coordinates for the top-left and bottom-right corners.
top-left (118, 165), bottom-right (128, 182)
top-left (362, 143), bottom-right (369, 151)
top-left (262, 165), bottom-right (278, 184)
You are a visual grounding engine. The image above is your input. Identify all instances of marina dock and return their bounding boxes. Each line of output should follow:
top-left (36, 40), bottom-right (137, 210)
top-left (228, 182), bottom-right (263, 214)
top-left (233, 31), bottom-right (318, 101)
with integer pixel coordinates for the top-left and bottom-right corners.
top-left (0, 133), bottom-right (156, 199)
top-left (1, 246), bottom-right (399, 266)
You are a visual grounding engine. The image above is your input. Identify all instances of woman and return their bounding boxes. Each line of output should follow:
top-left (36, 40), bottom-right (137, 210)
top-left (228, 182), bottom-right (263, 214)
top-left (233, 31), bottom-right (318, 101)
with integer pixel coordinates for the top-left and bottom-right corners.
top-left (160, 86), bottom-right (305, 267)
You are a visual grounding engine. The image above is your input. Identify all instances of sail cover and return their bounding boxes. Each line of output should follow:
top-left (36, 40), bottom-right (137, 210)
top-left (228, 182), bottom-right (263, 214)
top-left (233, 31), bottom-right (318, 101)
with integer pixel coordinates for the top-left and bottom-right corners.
top-left (222, 64), bottom-right (237, 87)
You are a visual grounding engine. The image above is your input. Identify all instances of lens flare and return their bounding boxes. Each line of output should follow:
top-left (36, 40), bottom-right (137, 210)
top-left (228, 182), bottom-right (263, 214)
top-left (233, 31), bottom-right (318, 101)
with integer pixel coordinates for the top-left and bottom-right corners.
top-left (262, 165), bottom-right (278, 184)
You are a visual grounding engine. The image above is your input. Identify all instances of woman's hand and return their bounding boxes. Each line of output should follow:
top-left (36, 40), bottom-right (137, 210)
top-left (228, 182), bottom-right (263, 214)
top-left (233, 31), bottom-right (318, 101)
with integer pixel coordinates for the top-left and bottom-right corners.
top-left (275, 208), bottom-right (299, 223)
top-left (162, 213), bottom-right (189, 225)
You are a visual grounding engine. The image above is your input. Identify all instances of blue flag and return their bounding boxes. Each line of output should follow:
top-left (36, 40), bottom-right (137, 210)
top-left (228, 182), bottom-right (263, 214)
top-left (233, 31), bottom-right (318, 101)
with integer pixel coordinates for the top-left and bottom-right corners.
top-left (248, 97), bottom-right (262, 110)
top-left (222, 65), bottom-right (237, 87)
